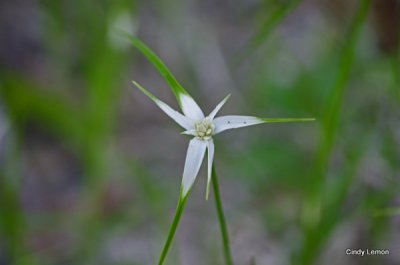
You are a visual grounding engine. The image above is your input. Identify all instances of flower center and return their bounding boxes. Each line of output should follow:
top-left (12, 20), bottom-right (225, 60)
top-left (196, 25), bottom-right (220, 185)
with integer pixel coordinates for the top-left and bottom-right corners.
top-left (194, 118), bottom-right (214, 140)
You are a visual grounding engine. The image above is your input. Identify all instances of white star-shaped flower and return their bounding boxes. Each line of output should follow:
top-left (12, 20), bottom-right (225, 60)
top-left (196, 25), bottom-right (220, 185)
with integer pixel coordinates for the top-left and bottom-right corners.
top-left (133, 81), bottom-right (314, 199)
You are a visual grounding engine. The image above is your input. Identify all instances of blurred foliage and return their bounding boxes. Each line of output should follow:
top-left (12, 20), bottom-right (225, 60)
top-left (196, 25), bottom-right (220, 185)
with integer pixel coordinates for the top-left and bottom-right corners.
top-left (1, 0), bottom-right (400, 265)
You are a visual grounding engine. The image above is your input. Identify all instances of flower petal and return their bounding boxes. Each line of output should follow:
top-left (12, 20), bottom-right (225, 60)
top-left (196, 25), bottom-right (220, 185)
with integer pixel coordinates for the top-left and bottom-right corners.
top-left (132, 81), bottom-right (193, 130)
top-left (207, 94), bottom-right (231, 121)
top-left (180, 129), bottom-right (197, 136)
top-left (213, 115), bottom-right (265, 134)
top-left (179, 93), bottom-right (205, 121)
top-left (213, 116), bottom-right (316, 134)
top-left (205, 139), bottom-right (214, 200)
top-left (182, 138), bottom-right (207, 197)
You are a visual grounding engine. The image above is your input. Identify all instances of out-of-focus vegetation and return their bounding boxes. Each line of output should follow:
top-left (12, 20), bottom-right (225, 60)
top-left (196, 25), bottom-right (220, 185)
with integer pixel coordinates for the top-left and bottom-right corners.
top-left (0, 0), bottom-right (399, 265)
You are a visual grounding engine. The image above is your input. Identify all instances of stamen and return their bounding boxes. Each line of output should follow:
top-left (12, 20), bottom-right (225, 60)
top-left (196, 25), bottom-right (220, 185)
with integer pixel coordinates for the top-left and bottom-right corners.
top-left (194, 118), bottom-right (214, 140)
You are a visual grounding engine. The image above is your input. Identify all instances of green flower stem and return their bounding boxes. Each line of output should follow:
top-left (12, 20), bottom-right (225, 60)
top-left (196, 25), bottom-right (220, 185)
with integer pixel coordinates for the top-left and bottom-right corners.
top-left (212, 165), bottom-right (234, 265)
top-left (158, 192), bottom-right (188, 265)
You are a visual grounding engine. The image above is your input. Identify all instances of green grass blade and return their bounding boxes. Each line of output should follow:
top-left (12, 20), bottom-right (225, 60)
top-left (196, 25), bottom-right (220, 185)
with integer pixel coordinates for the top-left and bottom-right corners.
top-left (234, 0), bottom-right (302, 65)
top-left (259, 118), bottom-right (315, 123)
top-left (374, 207), bottom-right (400, 217)
top-left (123, 33), bottom-right (189, 107)
top-left (132, 80), bottom-right (159, 102)
top-left (297, 0), bottom-right (373, 264)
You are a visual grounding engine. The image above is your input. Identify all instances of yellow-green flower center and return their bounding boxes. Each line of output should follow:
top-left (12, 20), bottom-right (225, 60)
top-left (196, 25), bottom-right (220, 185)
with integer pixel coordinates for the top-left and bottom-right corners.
top-left (195, 119), bottom-right (214, 140)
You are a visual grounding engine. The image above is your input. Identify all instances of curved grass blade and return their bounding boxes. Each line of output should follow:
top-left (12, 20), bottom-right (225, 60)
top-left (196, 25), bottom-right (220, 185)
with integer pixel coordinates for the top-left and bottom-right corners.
top-left (297, 0), bottom-right (373, 264)
top-left (373, 207), bottom-right (400, 217)
top-left (123, 34), bottom-right (189, 107)
top-left (234, 0), bottom-right (302, 65)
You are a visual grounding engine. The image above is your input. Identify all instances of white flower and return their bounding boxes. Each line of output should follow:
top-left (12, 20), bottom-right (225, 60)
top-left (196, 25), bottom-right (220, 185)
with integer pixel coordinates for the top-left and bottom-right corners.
top-left (133, 81), bottom-right (313, 199)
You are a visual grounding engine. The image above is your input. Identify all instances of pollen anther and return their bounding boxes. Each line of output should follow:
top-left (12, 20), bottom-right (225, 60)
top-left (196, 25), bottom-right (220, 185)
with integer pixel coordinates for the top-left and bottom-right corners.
top-left (194, 118), bottom-right (214, 140)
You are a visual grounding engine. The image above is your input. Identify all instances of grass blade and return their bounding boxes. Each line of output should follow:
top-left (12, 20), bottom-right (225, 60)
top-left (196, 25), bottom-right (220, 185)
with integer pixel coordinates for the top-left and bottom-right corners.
top-left (259, 118), bottom-right (315, 123)
top-left (297, 0), bottom-right (373, 264)
top-left (234, 0), bottom-right (302, 65)
top-left (124, 34), bottom-right (189, 107)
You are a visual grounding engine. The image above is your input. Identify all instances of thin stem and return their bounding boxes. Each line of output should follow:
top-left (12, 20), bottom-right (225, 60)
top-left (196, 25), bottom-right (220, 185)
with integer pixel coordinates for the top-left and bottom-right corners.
top-left (212, 165), bottom-right (234, 265)
top-left (158, 193), bottom-right (188, 265)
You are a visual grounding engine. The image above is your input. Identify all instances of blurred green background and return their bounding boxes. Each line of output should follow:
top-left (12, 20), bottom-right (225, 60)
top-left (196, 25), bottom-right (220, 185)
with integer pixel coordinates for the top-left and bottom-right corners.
top-left (0, 0), bottom-right (399, 264)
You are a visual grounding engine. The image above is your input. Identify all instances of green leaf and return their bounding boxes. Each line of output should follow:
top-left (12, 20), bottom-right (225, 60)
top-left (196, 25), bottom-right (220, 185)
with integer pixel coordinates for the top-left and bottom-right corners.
top-left (259, 117), bottom-right (315, 123)
top-left (124, 34), bottom-right (189, 107)
top-left (373, 207), bottom-right (400, 217)
top-left (234, 0), bottom-right (302, 64)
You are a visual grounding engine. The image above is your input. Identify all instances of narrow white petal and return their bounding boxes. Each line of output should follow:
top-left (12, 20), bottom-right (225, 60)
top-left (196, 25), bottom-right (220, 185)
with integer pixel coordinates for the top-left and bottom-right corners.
top-left (207, 94), bottom-right (231, 121)
top-left (182, 138), bottom-right (207, 197)
top-left (205, 139), bottom-right (214, 200)
top-left (180, 129), bottom-right (197, 136)
top-left (213, 115), bottom-right (264, 134)
top-left (180, 93), bottom-right (205, 121)
top-left (132, 81), bottom-right (194, 130)
top-left (156, 101), bottom-right (194, 130)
